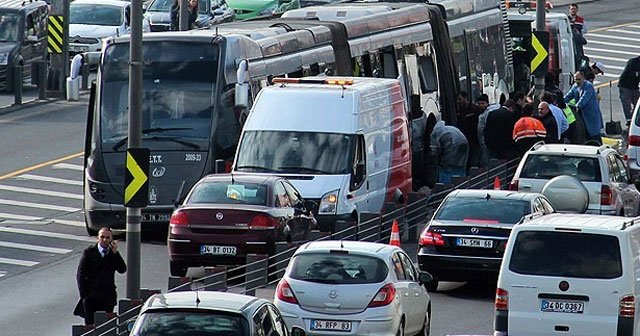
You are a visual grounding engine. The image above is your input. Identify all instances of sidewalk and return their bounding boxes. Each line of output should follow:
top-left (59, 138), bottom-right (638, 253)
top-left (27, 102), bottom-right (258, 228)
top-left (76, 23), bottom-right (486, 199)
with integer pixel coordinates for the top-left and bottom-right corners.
top-left (550, 0), bottom-right (597, 7)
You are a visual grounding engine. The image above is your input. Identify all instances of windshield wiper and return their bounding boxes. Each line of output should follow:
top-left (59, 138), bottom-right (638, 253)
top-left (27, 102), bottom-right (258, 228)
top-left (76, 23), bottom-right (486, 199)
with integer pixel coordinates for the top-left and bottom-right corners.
top-left (111, 127), bottom-right (196, 150)
top-left (112, 135), bottom-right (200, 151)
top-left (235, 165), bottom-right (281, 173)
top-left (142, 127), bottom-right (193, 134)
top-left (278, 166), bottom-right (330, 174)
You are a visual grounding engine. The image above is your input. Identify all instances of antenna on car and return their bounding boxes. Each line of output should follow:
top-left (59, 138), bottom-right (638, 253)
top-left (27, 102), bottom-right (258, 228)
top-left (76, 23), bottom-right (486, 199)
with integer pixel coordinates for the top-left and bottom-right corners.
top-left (340, 240), bottom-right (344, 249)
top-left (485, 193), bottom-right (491, 201)
top-left (195, 289), bottom-right (201, 308)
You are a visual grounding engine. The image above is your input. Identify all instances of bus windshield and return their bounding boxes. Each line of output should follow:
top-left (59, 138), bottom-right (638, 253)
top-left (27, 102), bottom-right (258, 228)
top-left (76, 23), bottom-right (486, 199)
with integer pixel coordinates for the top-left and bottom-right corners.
top-left (100, 41), bottom-right (219, 151)
top-left (235, 131), bottom-right (355, 175)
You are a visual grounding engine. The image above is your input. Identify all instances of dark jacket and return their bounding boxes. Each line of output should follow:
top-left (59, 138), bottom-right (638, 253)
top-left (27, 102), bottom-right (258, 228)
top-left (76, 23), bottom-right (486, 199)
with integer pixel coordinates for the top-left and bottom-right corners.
top-left (484, 106), bottom-right (517, 159)
top-left (538, 112), bottom-right (559, 144)
top-left (618, 56), bottom-right (640, 90)
top-left (456, 103), bottom-right (481, 148)
top-left (170, 2), bottom-right (198, 31)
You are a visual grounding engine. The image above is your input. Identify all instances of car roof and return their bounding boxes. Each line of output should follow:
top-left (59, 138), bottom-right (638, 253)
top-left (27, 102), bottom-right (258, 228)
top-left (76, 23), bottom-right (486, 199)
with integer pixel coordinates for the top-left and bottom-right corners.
top-left (447, 189), bottom-right (543, 201)
top-left (518, 213), bottom-right (635, 231)
top-left (0, 0), bottom-right (47, 10)
top-left (295, 240), bottom-right (399, 257)
top-left (527, 144), bottom-right (614, 156)
top-left (200, 173), bottom-right (282, 185)
top-left (72, 0), bottom-right (129, 6)
top-left (141, 291), bottom-right (266, 314)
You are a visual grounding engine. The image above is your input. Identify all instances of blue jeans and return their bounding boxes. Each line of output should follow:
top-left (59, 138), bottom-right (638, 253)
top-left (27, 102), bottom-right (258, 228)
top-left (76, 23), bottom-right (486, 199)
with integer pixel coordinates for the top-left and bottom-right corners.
top-left (619, 87), bottom-right (640, 121)
top-left (437, 167), bottom-right (466, 184)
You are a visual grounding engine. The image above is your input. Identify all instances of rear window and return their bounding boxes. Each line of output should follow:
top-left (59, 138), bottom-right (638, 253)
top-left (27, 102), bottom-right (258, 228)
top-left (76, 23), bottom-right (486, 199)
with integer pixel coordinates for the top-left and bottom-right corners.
top-left (520, 154), bottom-right (601, 182)
top-left (188, 182), bottom-right (267, 206)
top-left (131, 311), bottom-right (249, 336)
top-left (509, 231), bottom-right (622, 279)
top-left (288, 252), bottom-right (388, 284)
top-left (435, 197), bottom-right (531, 224)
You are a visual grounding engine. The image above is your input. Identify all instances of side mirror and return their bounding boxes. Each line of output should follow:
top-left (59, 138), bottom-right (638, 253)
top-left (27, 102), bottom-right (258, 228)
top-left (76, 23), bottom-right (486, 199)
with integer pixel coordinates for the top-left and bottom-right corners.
top-left (418, 271), bottom-right (433, 285)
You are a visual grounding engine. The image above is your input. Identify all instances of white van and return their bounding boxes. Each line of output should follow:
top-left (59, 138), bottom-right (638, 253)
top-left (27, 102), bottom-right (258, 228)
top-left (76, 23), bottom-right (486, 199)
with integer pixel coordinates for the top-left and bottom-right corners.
top-left (232, 77), bottom-right (412, 232)
top-left (494, 213), bottom-right (640, 336)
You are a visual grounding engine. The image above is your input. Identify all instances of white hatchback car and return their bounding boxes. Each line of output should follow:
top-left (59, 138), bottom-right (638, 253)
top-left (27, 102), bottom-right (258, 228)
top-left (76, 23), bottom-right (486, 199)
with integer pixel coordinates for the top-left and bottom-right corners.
top-left (625, 96), bottom-right (640, 176)
top-left (274, 240), bottom-right (433, 336)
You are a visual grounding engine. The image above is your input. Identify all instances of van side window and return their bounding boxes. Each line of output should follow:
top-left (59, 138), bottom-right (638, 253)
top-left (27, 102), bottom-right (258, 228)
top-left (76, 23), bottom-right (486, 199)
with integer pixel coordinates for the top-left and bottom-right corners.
top-left (350, 135), bottom-right (366, 191)
top-left (26, 14), bottom-right (36, 36)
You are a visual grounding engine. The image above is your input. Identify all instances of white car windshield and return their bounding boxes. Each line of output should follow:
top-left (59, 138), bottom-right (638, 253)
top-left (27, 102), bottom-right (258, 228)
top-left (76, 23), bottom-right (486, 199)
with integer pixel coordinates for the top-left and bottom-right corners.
top-left (70, 4), bottom-right (123, 26)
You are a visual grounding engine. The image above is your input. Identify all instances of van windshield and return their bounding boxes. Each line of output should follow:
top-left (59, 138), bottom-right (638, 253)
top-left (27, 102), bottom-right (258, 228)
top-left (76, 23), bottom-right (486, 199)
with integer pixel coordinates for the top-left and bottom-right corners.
top-left (70, 4), bottom-right (123, 26)
top-left (509, 231), bottom-right (622, 279)
top-left (0, 13), bottom-right (20, 42)
top-left (235, 131), bottom-right (355, 175)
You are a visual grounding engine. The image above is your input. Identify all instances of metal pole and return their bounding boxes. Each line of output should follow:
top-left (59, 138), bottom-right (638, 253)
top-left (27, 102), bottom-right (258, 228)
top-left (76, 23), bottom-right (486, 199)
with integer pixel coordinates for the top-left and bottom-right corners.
top-left (13, 65), bottom-right (22, 105)
top-left (179, 0), bottom-right (189, 31)
top-left (62, 0), bottom-right (70, 95)
top-left (126, 0), bottom-right (143, 300)
top-left (38, 61), bottom-right (46, 100)
top-left (534, 0), bottom-right (546, 98)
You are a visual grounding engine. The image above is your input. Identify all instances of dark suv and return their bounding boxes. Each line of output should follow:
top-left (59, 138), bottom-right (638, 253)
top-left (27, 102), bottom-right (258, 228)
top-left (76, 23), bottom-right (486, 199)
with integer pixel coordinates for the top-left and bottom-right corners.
top-left (0, 0), bottom-right (48, 92)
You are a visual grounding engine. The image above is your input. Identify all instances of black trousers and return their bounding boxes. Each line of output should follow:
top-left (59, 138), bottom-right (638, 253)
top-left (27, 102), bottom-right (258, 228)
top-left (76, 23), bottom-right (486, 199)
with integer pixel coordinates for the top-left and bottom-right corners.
top-left (82, 297), bottom-right (115, 325)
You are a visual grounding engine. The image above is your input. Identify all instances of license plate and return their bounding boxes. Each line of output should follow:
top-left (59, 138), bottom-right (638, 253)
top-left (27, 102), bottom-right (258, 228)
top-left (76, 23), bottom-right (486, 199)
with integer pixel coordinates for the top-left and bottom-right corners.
top-left (200, 245), bottom-right (237, 256)
top-left (541, 299), bottom-right (584, 314)
top-left (70, 45), bottom-right (89, 52)
top-left (142, 213), bottom-right (171, 222)
top-left (456, 237), bottom-right (493, 248)
top-left (310, 319), bottom-right (352, 332)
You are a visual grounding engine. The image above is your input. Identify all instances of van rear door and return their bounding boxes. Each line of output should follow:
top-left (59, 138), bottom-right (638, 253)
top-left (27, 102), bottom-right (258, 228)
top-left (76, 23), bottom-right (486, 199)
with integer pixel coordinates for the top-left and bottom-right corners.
top-left (505, 229), bottom-right (624, 336)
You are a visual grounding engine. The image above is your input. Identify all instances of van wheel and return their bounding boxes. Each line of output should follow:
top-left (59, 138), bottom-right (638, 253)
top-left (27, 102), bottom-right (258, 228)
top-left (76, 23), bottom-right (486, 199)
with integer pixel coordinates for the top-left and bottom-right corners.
top-left (424, 277), bottom-right (439, 292)
top-left (170, 261), bottom-right (188, 277)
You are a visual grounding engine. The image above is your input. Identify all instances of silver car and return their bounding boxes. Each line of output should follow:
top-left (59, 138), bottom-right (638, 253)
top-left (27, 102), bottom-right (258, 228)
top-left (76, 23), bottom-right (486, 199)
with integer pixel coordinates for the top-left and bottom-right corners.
top-left (274, 240), bottom-right (433, 336)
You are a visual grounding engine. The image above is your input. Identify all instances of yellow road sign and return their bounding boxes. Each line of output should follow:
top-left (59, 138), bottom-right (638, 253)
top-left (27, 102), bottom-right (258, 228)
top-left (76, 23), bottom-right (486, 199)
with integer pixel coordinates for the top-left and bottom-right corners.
top-left (124, 148), bottom-right (149, 207)
top-left (47, 15), bottom-right (64, 54)
top-left (530, 31), bottom-right (549, 76)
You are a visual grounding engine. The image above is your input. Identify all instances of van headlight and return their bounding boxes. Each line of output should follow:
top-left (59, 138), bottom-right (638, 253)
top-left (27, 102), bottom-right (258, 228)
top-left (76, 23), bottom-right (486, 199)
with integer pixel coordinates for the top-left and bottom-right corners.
top-left (319, 190), bottom-right (338, 215)
top-left (0, 53), bottom-right (9, 66)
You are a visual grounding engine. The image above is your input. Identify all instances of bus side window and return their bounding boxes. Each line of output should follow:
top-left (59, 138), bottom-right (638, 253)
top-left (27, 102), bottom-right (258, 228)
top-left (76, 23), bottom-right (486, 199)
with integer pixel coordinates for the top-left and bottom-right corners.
top-left (418, 55), bottom-right (437, 93)
top-left (380, 47), bottom-right (398, 79)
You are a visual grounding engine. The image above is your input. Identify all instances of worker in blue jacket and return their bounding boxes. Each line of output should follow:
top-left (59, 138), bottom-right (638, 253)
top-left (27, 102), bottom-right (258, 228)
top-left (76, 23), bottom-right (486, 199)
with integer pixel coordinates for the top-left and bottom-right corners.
top-left (564, 71), bottom-right (603, 145)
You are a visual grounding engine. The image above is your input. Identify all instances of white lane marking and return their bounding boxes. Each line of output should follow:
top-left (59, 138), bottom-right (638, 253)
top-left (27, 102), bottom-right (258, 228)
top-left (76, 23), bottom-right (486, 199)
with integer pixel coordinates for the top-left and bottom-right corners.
top-left (583, 46), bottom-right (640, 56)
top-left (17, 174), bottom-right (83, 186)
top-left (0, 213), bottom-right (42, 221)
top-left (52, 163), bottom-right (84, 171)
top-left (587, 33), bottom-right (640, 42)
top-left (0, 241), bottom-right (72, 254)
top-left (0, 199), bottom-right (80, 212)
top-left (52, 219), bottom-right (85, 227)
top-left (0, 257), bottom-right (38, 267)
top-left (0, 213), bottom-right (85, 227)
top-left (0, 227), bottom-right (94, 242)
top-left (0, 185), bottom-right (82, 200)
top-left (0, 271), bottom-right (5, 277)
top-left (586, 40), bottom-right (640, 50)
top-left (608, 29), bottom-right (640, 35)
top-left (583, 54), bottom-right (632, 63)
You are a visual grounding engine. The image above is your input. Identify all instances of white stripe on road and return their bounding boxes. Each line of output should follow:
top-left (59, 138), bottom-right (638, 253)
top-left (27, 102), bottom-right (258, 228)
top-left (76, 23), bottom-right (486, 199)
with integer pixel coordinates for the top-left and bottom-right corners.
top-left (0, 271), bottom-right (5, 277)
top-left (0, 199), bottom-right (80, 212)
top-left (586, 40), bottom-right (640, 50)
top-left (583, 47), bottom-right (640, 57)
top-left (52, 163), bottom-right (84, 171)
top-left (0, 257), bottom-right (38, 267)
top-left (583, 54), bottom-right (632, 63)
top-left (52, 219), bottom-right (85, 227)
top-left (0, 185), bottom-right (82, 200)
top-left (17, 174), bottom-right (83, 186)
top-left (628, 25), bottom-right (640, 29)
top-left (587, 33), bottom-right (640, 43)
top-left (0, 241), bottom-right (72, 254)
top-left (0, 212), bottom-right (85, 228)
top-left (608, 29), bottom-right (640, 35)
top-left (0, 227), bottom-right (94, 242)
top-left (0, 213), bottom-right (42, 221)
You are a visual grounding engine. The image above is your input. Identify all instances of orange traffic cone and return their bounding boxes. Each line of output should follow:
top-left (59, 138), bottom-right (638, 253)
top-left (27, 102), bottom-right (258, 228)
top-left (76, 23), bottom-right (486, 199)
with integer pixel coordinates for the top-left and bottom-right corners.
top-left (389, 220), bottom-right (401, 247)
top-left (493, 176), bottom-right (501, 190)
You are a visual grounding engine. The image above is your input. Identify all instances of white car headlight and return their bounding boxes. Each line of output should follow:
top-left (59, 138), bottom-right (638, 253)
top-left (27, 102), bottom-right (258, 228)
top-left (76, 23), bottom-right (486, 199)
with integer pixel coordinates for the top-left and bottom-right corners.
top-left (319, 189), bottom-right (339, 215)
top-left (0, 52), bottom-right (9, 66)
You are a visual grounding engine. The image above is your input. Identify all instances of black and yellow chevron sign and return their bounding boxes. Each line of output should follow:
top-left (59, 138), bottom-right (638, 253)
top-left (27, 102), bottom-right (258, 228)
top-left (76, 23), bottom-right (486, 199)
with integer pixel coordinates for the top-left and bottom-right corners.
top-left (124, 148), bottom-right (150, 208)
top-left (47, 15), bottom-right (64, 54)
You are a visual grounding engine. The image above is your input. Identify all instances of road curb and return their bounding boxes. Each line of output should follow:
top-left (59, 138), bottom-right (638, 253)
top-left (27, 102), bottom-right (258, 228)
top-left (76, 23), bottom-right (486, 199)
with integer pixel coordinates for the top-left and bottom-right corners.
top-left (0, 98), bottom-right (61, 116)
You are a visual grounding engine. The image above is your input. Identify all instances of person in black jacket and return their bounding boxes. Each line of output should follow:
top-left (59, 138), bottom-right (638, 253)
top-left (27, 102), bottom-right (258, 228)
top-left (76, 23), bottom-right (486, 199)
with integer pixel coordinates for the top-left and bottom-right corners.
top-left (537, 102), bottom-right (559, 144)
top-left (484, 99), bottom-right (518, 160)
top-left (74, 227), bottom-right (127, 325)
top-left (618, 56), bottom-right (640, 123)
top-left (170, 0), bottom-right (199, 31)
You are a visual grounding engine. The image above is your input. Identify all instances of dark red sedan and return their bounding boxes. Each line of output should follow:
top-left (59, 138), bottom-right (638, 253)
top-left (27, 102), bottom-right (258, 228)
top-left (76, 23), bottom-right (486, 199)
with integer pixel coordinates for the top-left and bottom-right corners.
top-left (168, 174), bottom-right (317, 277)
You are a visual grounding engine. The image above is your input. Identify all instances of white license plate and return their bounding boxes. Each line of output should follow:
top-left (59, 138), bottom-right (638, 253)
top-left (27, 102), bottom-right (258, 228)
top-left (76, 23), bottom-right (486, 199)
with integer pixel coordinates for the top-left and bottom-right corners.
top-left (456, 237), bottom-right (493, 248)
top-left (142, 213), bottom-right (171, 222)
top-left (200, 245), bottom-right (237, 256)
top-left (541, 300), bottom-right (584, 314)
top-left (70, 45), bottom-right (89, 52)
top-left (310, 319), bottom-right (352, 332)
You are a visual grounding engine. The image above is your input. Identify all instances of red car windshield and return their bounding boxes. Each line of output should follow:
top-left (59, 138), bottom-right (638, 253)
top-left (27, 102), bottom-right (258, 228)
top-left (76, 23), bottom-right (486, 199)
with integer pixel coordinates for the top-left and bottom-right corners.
top-left (188, 182), bottom-right (268, 206)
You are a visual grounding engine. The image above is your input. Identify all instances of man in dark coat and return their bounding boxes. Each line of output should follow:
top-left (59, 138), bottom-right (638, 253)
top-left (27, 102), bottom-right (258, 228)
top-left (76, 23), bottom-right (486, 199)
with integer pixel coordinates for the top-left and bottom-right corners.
top-left (537, 102), bottom-right (560, 144)
top-left (74, 227), bottom-right (127, 325)
top-left (484, 99), bottom-right (518, 160)
top-left (455, 91), bottom-right (482, 169)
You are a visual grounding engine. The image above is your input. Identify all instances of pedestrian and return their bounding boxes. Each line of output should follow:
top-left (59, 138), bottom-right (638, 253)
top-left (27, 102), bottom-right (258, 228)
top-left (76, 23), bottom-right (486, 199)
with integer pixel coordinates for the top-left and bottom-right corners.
top-left (513, 104), bottom-right (547, 156)
top-left (537, 102), bottom-right (560, 144)
top-left (476, 94), bottom-right (495, 167)
top-left (170, 0), bottom-right (199, 31)
top-left (74, 227), bottom-right (127, 326)
top-left (484, 99), bottom-right (518, 160)
top-left (541, 92), bottom-right (569, 141)
top-left (568, 3), bottom-right (587, 35)
top-left (428, 120), bottom-right (469, 184)
top-left (564, 71), bottom-right (604, 145)
top-left (455, 91), bottom-right (481, 169)
top-left (579, 61), bottom-right (606, 83)
top-left (618, 56), bottom-right (640, 124)
top-left (511, 91), bottom-right (528, 118)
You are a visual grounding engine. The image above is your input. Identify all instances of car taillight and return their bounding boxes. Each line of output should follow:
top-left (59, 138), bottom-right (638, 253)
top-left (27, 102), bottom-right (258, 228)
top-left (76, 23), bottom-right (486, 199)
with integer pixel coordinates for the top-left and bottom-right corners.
top-left (368, 283), bottom-right (396, 308)
top-left (629, 135), bottom-right (640, 146)
top-left (601, 185), bottom-right (612, 206)
top-left (276, 280), bottom-right (298, 304)
top-left (620, 295), bottom-right (635, 318)
top-left (419, 229), bottom-right (445, 246)
top-left (169, 211), bottom-right (189, 227)
top-left (495, 288), bottom-right (508, 311)
top-left (508, 180), bottom-right (519, 191)
top-left (249, 214), bottom-right (277, 229)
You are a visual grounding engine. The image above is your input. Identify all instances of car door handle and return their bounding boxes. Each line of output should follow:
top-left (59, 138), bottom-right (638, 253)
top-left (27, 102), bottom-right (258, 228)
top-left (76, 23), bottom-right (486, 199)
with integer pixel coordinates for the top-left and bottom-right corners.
top-left (521, 183), bottom-right (532, 188)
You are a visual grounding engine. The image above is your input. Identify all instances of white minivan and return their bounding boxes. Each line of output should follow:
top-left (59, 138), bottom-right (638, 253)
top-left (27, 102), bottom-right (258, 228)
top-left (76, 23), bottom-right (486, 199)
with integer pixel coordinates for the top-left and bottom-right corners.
top-left (495, 213), bottom-right (640, 336)
top-left (233, 77), bottom-right (412, 232)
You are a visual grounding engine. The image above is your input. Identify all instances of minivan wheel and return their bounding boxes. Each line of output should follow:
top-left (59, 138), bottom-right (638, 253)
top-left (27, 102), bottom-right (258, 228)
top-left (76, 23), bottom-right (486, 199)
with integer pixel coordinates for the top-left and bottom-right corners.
top-left (170, 261), bottom-right (188, 277)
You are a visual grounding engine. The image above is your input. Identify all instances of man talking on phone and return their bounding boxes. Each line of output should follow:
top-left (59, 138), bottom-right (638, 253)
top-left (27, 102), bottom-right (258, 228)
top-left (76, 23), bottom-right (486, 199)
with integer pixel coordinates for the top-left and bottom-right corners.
top-left (74, 227), bottom-right (127, 325)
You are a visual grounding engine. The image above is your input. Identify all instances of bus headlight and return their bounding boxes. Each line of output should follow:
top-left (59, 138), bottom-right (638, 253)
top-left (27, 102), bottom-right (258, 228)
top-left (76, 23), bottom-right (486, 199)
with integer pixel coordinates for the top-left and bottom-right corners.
top-left (319, 190), bottom-right (338, 215)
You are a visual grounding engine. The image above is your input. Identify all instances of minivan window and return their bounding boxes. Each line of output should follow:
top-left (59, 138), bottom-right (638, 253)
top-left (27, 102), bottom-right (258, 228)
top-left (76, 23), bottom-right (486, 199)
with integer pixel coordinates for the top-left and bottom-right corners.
top-left (509, 231), bottom-right (622, 279)
top-left (131, 311), bottom-right (249, 336)
top-left (435, 197), bottom-right (531, 224)
top-left (288, 253), bottom-right (388, 284)
top-left (520, 154), bottom-right (601, 182)
top-left (0, 13), bottom-right (20, 42)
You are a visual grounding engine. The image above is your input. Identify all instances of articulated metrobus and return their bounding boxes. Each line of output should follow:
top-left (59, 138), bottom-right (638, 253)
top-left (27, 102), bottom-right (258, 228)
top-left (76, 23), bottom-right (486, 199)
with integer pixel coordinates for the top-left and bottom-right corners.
top-left (82, 0), bottom-right (512, 234)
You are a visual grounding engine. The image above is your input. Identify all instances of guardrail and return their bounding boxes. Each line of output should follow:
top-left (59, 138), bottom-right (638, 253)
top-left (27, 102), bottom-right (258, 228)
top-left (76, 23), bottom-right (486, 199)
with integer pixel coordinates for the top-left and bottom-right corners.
top-left (72, 157), bottom-right (520, 336)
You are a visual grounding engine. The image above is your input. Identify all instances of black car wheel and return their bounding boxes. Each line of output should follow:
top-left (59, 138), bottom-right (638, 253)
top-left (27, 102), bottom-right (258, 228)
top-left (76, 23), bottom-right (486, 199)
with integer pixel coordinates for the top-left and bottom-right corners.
top-left (170, 261), bottom-right (188, 277)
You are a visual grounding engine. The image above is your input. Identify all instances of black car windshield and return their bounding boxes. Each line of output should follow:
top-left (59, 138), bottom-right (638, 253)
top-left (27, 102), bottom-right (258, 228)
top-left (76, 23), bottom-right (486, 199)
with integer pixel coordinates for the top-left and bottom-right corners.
top-left (509, 231), bottom-right (622, 279)
top-left (101, 41), bottom-right (224, 151)
top-left (148, 0), bottom-right (208, 14)
top-left (435, 197), bottom-right (531, 224)
top-left (520, 154), bottom-right (602, 182)
top-left (131, 311), bottom-right (249, 336)
top-left (288, 253), bottom-right (388, 284)
top-left (0, 13), bottom-right (20, 42)
top-left (188, 182), bottom-right (268, 206)
top-left (70, 4), bottom-right (123, 26)
top-left (235, 131), bottom-right (355, 175)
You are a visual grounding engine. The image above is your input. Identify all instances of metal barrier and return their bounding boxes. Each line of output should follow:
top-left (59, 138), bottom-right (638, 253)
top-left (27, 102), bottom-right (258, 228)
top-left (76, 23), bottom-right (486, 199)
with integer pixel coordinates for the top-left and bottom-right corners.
top-left (74, 157), bottom-right (520, 336)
